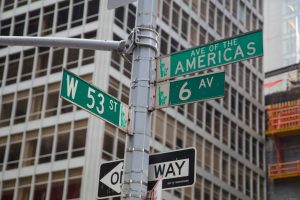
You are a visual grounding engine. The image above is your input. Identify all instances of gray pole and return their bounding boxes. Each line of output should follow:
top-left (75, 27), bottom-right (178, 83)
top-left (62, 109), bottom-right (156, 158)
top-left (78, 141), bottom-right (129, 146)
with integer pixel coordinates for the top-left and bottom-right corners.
top-left (0, 36), bottom-right (126, 52)
top-left (122, 0), bottom-right (157, 199)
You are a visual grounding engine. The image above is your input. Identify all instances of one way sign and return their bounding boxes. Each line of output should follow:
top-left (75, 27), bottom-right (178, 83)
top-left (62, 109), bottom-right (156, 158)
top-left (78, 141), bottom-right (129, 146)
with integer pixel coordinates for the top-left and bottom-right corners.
top-left (98, 148), bottom-right (195, 199)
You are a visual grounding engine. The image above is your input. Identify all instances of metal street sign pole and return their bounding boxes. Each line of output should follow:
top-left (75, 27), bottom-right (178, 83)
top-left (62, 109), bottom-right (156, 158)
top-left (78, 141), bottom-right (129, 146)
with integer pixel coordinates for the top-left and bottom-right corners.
top-left (0, 36), bottom-right (126, 52)
top-left (121, 0), bottom-right (157, 199)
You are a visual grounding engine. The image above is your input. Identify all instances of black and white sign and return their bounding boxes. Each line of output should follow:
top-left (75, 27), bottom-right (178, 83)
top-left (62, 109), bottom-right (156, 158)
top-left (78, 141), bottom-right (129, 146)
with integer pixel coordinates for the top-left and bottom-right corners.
top-left (98, 148), bottom-right (195, 199)
top-left (98, 160), bottom-right (123, 199)
top-left (148, 148), bottom-right (195, 190)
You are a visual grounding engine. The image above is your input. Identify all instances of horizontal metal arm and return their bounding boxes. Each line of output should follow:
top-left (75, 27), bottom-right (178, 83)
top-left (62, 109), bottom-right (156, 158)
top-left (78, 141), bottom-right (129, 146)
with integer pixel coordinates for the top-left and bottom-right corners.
top-left (0, 36), bottom-right (126, 52)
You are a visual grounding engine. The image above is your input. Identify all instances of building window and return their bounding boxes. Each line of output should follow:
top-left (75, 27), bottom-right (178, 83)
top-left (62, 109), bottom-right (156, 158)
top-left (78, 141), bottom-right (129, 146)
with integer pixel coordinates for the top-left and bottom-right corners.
top-left (0, 136), bottom-right (7, 171)
top-left (17, 177), bottom-right (31, 199)
top-left (204, 141), bottom-right (212, 172)
top-left (222, 152), bottom-right (229, 183)
top-left (21, 49), bottom-right (35, 81)
top-left (238, 162), bottom-right (244, 192)
top-left (200, 0), bottom-right (208, 21)
top-left (230, 88), bottom-right (236, 115)
top-left (238, 127), bottom-right (244, 156)
top-left (204, 180), bottom-right (211, 199)
top-left (223, 83), bottom-right (229, 109)
top-left (252, 138), bottom-right (257, 165)
top-left (55, 123), bottom-right (71, 161)
top-left (6, 52), bottom-right (20, 85)
top-left (205, 104), bottom-right (212, 134)
top-left (230, 158), bottom-right (236, 188)
top-left (196, 135), bottom-right (203, 167)
top-left (45, 83), bottom-right (59, 117)
top-left (196, 102), bottom-right (204, 128)
top-left (23, 130), bottom-right (38, 167)
top-left (0, 94), bottom-right (14, 127)
top-left (72, 120), bottom-right (87, 157)
top-left (171, 2), bottom-right (180, 31)
top-left (181, 11), bottom-right (189, 40)
top-left (71, 1), bottom-right (84, 28)
top-left (67, 168), bottom-right (82, 199)
top-left (27, 9), bottom-right (40, 36)
top-left (245, 133), bottom-right (250, 160)
top-left (36, 47), bottom-right (49, 77)
top-left (238, 94), bottom-right (244, 121)
top-left (245, 100), bottom-right (250, 126)
top-left (216, 9), bottom-right (223, 35)
top-left (162, 0), bottom-right (170, 24)
top-left (208, 2), bottom-right (216, 28)
top-left (222, 116), bottom-right (229, 145)
top-left (39, 127), bottom-right (54, 164)
top-left (86, 0), bottom-right (100, 23)
top-left (50, 171), bottom-right (65, 199)
top-left (34, 174), bottom-right (48, 199)
top-left (7, 134), bottom-right (22, 170)
top-left (14, 14), bottom-right (26, 36)
top-left (42, 5), bottom-right (55, 35)
top-left (14, 90), bottom-right (29, 124)
top-left (214, 111), bottom-right (221, 140)
top-left (213, 146), bottom-right (220, 177)
top-left (230, 122), bottom-right (236, 151)
top-left (166, 115), bottom-right (175, 148)
top-left (114, 7), bottom-right (125, 28)
top-left (126, 4), bottom-right (136, 34)
top-left (56, 1), bottom-right (69, 32)
top-left (160, 30), bottom-right (169, 55)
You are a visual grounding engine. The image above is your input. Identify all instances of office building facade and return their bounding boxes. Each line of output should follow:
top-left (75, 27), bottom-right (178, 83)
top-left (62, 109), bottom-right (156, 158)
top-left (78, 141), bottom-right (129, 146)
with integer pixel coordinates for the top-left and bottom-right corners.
top-left (0, 0), bottom-right (265, 199)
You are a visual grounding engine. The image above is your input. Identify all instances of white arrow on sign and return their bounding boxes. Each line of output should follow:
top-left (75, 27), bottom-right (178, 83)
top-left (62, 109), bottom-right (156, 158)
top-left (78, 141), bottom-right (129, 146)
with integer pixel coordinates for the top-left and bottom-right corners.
top-left (100, 162), bottom-right (123, 193)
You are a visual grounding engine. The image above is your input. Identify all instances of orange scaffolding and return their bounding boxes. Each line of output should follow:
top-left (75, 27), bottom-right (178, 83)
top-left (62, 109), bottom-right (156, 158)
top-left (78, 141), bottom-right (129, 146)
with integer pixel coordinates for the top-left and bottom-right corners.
top-left (266, 100), bottom-right (300, 179)
top-left (269, 160), bottom-right (300, 179)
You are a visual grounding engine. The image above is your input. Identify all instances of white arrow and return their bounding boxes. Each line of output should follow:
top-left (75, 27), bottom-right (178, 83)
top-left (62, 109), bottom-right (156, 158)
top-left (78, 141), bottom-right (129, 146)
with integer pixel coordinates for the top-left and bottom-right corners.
top-left (100, 162), bottom-right (123, 193)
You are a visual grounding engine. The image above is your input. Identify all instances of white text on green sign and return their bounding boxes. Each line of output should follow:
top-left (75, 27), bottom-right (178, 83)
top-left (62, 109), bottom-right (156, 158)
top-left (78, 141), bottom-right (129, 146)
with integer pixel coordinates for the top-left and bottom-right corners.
top-left (156, 71), bottom-right (225, 108)
top-left (60, 69), bottom-right (129, 131)
top-left (158, 30), bottom-right (263, 81)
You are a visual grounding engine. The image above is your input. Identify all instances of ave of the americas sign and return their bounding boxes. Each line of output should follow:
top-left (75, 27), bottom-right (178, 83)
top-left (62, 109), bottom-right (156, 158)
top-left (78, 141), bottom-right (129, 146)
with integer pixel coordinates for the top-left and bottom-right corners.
top-left (98, 148), bottom-right (195, 199)
top-left (60, 69), bottom-right (129, 131)
top-left (157, 30), bottom-right (263, 81)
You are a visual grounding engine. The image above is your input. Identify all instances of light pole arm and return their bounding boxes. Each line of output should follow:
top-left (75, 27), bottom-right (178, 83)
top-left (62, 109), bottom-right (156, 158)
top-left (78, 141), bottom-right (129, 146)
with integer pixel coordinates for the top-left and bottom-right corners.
top-left (0, 36), bottom-right (126, 52)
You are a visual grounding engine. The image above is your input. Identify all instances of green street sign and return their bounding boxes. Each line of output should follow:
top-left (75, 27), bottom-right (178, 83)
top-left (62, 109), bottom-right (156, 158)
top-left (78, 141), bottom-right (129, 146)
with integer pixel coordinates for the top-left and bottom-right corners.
top-left (157, 30), bottom-right (263, 81)
top-left (60, 69), bottom-right (129, 131)
top-left (156, 71), bottom-right (225, 108)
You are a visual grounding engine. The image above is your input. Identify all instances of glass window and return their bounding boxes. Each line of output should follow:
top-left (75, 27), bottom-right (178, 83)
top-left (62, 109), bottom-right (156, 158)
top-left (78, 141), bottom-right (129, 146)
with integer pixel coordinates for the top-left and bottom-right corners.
top-left (86, 0), bottom-right (99, 23)
top-left (6, 52), bottom-right (20, 85)
top-left (205, 104), bottom-right (212, 134)
top-left (14, 14), bottom-right (26, 36)
top-left (39, 127), bottom-right (54, 163)
top-left (114, 7), bottom-right (125, 28)
top-left (208, 2), bottom-right (215, 28)
top-left (71, 0), bottom-right (84, 28)
top-left (56, 1), bottom-right (69, 32)
top-left (14, 90), bottom-right (29, 124)
top-left (172, 2), bottom-right (180, 31)
top-left (181, 11), bottom-right (189, 39)
top-left (200, 0), bottom-right (208, 21)
top-left (214, 111), bottom-right (221, 140)
top-left (162, 0), bottom-right (171, 24)
top-left (0, 94), bottom-right (14, 127)
top-left (238, 127), bottom-right (244, 156)
top-left (7, 134), bottom-right (22, 170)
top-left (204, 141), bottom-right (212, 172)
top-left (27, 9), bottom-right (40, 36)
